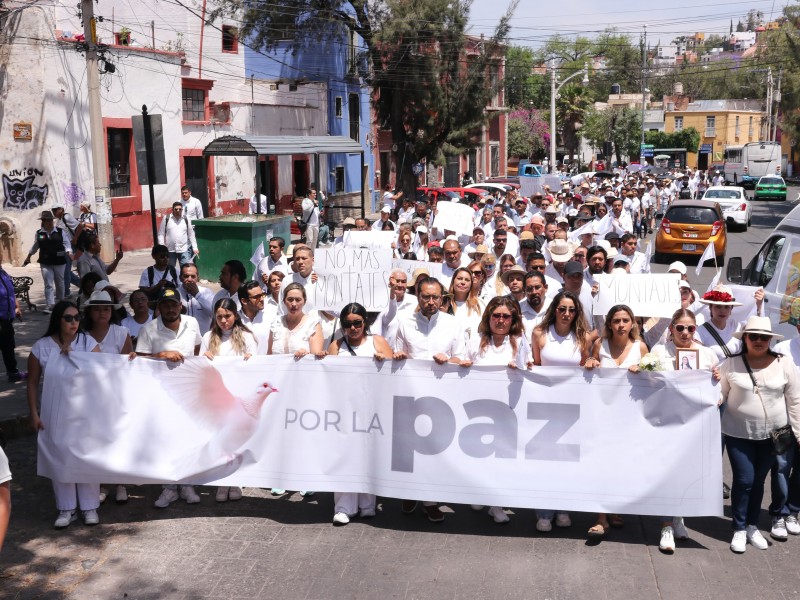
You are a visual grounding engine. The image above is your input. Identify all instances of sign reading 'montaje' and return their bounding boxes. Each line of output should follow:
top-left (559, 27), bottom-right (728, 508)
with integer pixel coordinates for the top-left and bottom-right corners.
top-left (39, 353), bottom-right (723, 517)
top-left (313, 248), bottom-right (392, 311)
top-left (594, 273), bottom-right (681, 318)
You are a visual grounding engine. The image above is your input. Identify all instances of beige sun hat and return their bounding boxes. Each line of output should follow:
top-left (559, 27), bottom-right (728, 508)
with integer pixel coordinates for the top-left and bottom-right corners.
top-left (547, 238), bottom-right (575, 263)
top-left (733, 315), bottom-right (784, 340)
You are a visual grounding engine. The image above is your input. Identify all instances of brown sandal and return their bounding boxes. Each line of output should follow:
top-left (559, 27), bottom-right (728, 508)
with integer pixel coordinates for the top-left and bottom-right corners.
top-left (609, 514), bottom-right (625, 528)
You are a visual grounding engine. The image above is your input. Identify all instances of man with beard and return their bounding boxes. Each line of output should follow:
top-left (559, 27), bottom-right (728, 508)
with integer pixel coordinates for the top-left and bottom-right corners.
top-left (584, 245), bottom-right (607, 291)
top-left (520, 271), bottom-right (550, 340)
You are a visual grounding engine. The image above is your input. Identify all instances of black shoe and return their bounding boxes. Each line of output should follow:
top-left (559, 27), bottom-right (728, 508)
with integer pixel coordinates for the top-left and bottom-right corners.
top-left (7, 371), bottom-right (27, 383)
top-left (723, 482), bottom-right (731, 499)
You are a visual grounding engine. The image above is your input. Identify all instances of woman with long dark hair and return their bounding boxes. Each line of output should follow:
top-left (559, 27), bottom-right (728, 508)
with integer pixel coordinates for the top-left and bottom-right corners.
top-left (27, 301), bottom-right (100, 528)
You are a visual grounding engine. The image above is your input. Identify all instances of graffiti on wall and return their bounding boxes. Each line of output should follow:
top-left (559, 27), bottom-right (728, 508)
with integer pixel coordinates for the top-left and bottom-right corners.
top-left (60, 182), bottom-right (86, 206)
top-left (2, 168), bottom-right (49, 210)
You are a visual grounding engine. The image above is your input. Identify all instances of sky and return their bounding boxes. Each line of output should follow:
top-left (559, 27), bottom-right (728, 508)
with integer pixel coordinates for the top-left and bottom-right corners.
top-left (467, 0), bottom-right (789, 48)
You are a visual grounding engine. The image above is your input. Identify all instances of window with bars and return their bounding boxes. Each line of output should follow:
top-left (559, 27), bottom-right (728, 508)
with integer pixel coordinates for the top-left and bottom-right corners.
top-left (348, 93), bottom-right (359, 141)
top-left (334, 166), bottom-right (345, 192)
top-left (107, 128), bottom-right (131, 198)
top-left (182, 87), bottom-right (206, 121)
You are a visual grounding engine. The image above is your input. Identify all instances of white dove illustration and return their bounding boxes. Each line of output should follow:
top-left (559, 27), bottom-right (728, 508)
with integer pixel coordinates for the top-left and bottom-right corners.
top-left (158, 359), bottom-right (278, 465)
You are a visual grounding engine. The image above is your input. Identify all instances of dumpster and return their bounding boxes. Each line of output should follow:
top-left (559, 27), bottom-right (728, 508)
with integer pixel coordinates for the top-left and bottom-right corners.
top-left (192, 214), bottom-right (293, 282)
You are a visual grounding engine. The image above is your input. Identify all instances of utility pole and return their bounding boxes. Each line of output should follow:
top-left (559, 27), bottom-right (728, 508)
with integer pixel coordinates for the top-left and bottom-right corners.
top-left (641, 24), bottom-right (647, 147)
top-left (765, 68), bottom-right (773, 142)
top-left (81, 0), bottom-right (114, 262)
top-left (549, 58), bottom-right (556, 174)
top-left (772, 68), bottom-right (782, 142)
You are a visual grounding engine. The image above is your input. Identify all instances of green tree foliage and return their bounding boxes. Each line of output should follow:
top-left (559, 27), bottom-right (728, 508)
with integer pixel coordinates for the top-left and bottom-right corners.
top-left (504, 46), bottom-right (548, 109)
top-left (644, 127), bottom-right (701, 152)
top-left (211, 0), bottom-right (517, 198)
top-left (582, 106), bottom-right (642, 163)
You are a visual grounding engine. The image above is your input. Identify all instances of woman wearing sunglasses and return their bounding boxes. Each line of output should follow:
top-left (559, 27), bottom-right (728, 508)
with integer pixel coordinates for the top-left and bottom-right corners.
top-left (720, 316), bottom-right (800, 553)
top-left (531, 290), bottom-right (593, 533)
top-left (649, 308), bottom-right (719, 553)
top-left (26, 301), bottom-right (100, 529)
top-left (326, 303), bottom-right (392, 525)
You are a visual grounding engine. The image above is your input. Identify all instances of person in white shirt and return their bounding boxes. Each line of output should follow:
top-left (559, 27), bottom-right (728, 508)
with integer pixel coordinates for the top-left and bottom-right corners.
top-left (237, 280), bottom-right (272, 352)
top-left (249, 193), bottom-right (268, 215)
top-left (372, 206), bottom-right (396, 231)
top-left (301, 190), bottom-right (321, 249)
top-left (609, 197), bottom-right (633, 235)
top-left (520, 271), bottom-right (550, 341)
top-left (158, 202), bottom-right (198, 268)
top-left (138, 244), bottom-right (179, 300)
top-left (382, 184), bottom-right (403, 213)
top-left (712, 170), bottom-right (725, 187)
top-left (178, 263), bottom-right (214, 335)
top-left (374, 270), bottom-right (416, 346)
top-left (618, 233), bottom-right (650, 274)
top-left (278, 245), bottom-right (317, 315)
top-left (180, 186), bottom-right (204, 222)
top-left (393, 277), bottom-right (465, 523)
top-left (397, 197), bottom-right (415, 225)
top-left (440, 239), bottom-right (466, 288)
top-left (254, 237), bottom-right (289, 290)
top-left (213, 260), bottom-right (246, 312)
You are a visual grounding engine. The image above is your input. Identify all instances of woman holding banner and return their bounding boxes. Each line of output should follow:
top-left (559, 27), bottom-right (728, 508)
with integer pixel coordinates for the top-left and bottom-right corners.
top-left (326, 303), bottom-right (392, 525)
top-left (531, 291), bottom-right (594, 532)
top-left (448, 267), bottom-right (484, 341)
top-left (650, 308), bottom-right (719, 553)
top-left (460, 296), bottom-right (530, 524)
top-left (27, 301), bottom-right (101, 528)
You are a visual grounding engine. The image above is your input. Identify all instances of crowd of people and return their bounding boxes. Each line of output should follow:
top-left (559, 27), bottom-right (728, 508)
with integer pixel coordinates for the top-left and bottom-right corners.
top-left (10, 168), bottom-right (800, 557)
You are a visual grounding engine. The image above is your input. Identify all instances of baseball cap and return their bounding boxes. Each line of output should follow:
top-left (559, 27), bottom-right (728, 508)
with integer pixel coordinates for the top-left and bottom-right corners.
top-left (564, 261), bottom-right (584, 276)
top-left (158, 287), bottom-right (181, 303)
top-left (668, 261), bottom-right (687, 276)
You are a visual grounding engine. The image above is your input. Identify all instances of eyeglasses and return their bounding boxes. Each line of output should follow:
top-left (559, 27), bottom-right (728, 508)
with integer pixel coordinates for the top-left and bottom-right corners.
top-left (674, 325), bottom-right (696, 333)
top-left (248, 293), bottom-right (267, 301)
top-left (470, 270), bottom-right (483, 276)
top-left (62, 314), bottom-right (80, 323)
top-left (342, 320), bottom-right (364, 329)
top-left (491, 313), bottom-right (512, 321)
top-left (557, 306), bottom-right (576, 314)
top-left (747, 333), bottom-right (772, 342)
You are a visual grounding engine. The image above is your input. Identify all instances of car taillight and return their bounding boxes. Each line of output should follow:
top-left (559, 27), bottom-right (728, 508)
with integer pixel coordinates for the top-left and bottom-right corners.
top-left (661, 217), bottom-right (671, 234)
top-left (711, 220), bottom-right (722, 236)
top-left (738, 203), bottom-right (747, 211)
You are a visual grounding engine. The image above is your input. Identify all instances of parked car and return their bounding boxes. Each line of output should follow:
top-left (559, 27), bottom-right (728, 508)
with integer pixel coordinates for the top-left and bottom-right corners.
top-left (654, 200), bottom-right (727, 265)
top-left (726, 201), bottom-right (800, 339)
top-left (701, 186), bottom-right (752, 231)
top-left (754, 175), bottom-right (787, 201)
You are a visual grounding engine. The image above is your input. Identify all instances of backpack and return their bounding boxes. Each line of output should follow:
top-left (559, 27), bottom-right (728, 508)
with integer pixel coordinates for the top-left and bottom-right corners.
top-left (147, 265), bottom-right (178, 288)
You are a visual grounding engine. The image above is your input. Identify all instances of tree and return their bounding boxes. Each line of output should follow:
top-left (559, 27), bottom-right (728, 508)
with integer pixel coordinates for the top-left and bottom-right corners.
top-left (211, 0), bottom-right (518, 198)
top-left (507, 108), bottom-right (549, 159)
top-left (505, 46), bottom-right (548, 109)
top-left (581, 106), bottom-right (642, 163)
top-left (644, 128), bottom-right (701, 153)
top-left (555, 84), bottom-right (592, 163)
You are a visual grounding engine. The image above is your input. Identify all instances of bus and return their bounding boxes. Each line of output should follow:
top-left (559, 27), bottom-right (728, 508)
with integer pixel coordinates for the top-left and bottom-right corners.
top-left (723, 141), bottom-right (781, 188)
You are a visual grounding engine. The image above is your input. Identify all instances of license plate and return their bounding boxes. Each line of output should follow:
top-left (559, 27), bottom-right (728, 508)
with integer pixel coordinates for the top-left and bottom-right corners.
top-left (682, 244), bottom-right (697, 251)
top-left (683, 233), bottom-right (698, 238)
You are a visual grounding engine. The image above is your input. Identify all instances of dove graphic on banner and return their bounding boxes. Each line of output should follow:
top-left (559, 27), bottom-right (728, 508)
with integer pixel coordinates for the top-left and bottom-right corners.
top-left (159, 359), bottom-right (278, 465)
top-left (695, 242), bottom-right (717, 276)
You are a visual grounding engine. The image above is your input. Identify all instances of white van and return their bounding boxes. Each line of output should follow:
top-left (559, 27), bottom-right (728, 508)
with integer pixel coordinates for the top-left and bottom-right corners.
top-left (726, 203), bottom-right (800, 339)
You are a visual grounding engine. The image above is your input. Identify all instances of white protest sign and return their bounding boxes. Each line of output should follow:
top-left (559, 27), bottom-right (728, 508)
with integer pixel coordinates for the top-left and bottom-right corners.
top-left (433, 201), bottom-right (475, 236)
top-left (391, 258), bottom-right (444, 282)
top-left (343, 230), bottom-right (395, 250)
top-left (594, 273), bottom-right (681, 318)
top-left (313, 247), bottom-right (392, 311)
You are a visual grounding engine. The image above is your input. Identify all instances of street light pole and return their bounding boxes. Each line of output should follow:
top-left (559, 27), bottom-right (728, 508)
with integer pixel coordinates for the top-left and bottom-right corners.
top-left (549, 61), bottom-right (589, 175)
top-left (641, 24), bottom-right (647, 147)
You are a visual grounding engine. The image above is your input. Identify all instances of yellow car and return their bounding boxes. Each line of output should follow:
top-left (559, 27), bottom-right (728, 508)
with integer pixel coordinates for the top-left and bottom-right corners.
top-left (655, 200), bottom-right (727, 265)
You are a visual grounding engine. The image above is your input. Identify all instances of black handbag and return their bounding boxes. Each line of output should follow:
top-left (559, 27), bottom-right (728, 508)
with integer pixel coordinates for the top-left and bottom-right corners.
top-left (742, 354), bottom-right (795, 455)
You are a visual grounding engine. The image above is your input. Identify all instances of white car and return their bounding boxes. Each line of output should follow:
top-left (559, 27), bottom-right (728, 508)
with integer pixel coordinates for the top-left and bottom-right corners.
top-left (465, 182), bottom-right (513, 195)
top-left (701, 186), bottom-right (752, 231)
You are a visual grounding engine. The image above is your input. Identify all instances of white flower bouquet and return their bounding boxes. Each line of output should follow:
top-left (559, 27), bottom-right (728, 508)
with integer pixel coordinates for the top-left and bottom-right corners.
top-left (639, 353), bottom-right (663, 372)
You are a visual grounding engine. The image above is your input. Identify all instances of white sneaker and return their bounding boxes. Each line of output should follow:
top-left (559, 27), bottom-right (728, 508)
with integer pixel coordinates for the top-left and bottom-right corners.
top-left (536, 518), bottom-right (552, 532)
top-left (470, 504), bottom-right (485, 511)
top-left (672, 517), bottom-right (689, 540)
top-left (785, 514), bottom-right (800, 535)
top-left (771, 517), bottom-right (788, 540)
top-left (154, 488), bottom-right (179, 508)
top-left (555, 512), bottom-right (571, 528)
top-left (98, 487), bottom-right (108, 503)
top-left (83, 509), bottom-right (100, 526)
top-left (659, 526), bottom-right (676, 553)
top-left (115, 485), bottom-right (128, 504)
top-left (730, 530), bottom-right (747, 553)
top-left (215, 487), bottom-right (229, 502)
top-left (180, 485), bottom-right (200, 504)
top-left (333, 512), bottom-right (350, 525)
top-left (300, 491), bottom-right (315, 497)
top-left (488, 506), bottom-right (510, 524)
top-left (746, 525), bottom-right (769, 549)
top-left (54, 510), bottom-right (77, 529)
top-left (270, 488), bottom-right (286, 496)
top-left (228, 486), bottom-right (243, 501)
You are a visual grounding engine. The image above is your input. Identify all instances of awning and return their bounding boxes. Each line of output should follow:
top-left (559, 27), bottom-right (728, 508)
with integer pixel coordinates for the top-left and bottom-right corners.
top-left (202, 135), bottom-right (364, 157)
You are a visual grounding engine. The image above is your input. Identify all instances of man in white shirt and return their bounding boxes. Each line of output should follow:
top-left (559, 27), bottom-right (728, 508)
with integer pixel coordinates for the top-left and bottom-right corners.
top-left (494, 217), bottom-right (520, 258)
top-left (301, 190), bottom-right (320, 249)
top-left (609, 197), bottom-right (633, 235)
top-left (393, 277), bottom-right (465, 523)
top-left (249, 193), bottom-right (268, 215)
top-left (135, 287), bottom-right (202, 509)
top-left (619, 233), bottom-right (650, 274)
top-left (254, 237), bottom-right (289, 290)
top-left (278, 245), bottom-right (316, 314)
top-left (520, 271), bottom-right (550, 340)
top-left (138, 244), bottom-right (179, 301)
top-left (180, 186), bottom-right (204, 222)
top-left (158, 202), bottom-right (198, 268)
top-left (372, 207), bottom-right (396, 231)
top-left (238, 280), bottom-right (272, 352)
top-left (382, 184), bottom-right (403, 212)
top-left (712, 170), bottom-right (725, 187)
top-left (178, 263), bottom-right (214, 335)
top-left (440, 239), bottom-right (465, 287)
top-left (213, 260), bottom-right (246, 312)
top-left (374, 270), bottom-right (416, 346)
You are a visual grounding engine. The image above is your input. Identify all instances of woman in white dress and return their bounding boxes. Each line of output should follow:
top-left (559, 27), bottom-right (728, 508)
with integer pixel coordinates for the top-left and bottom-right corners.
top-left (650, 308), bottom-right (719, 553)
top-left (26, 301), bottom-right (100, 528)
top-left (585, 304), bottom-right (649, 538)
top-left (326, 303), bottom-right (392, 525)
top-left (532, 290), bottom-right (595, 533)
top-left (201, 297), bottom-right (258, 502)
top-left (83, 290), bottom-right (133, 504)
top-left (460, 296), bottom-right (530, 524)
top-left (448, 267), bottom-right (484, 341)
top-left (267, 283), bottom-right (325, 496)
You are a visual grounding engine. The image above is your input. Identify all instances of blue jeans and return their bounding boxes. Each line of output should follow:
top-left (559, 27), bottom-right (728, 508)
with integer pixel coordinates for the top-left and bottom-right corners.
top-left (167, 251), bottom-right (194, 269)
top-left (726, 435), bottom-right (779, 530)
top-left (771, 444), bottom-right (799, 516)
top-left (63, 255), bottom-right (80, 295)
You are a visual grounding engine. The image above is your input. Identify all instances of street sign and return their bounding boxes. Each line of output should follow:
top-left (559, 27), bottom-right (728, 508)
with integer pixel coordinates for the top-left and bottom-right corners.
top-left (132, 112), bottom-right (168, 185)
top-left (640, 144), bottom-right (654, 158)
top-left (700, 144), bottom-right (713, 153)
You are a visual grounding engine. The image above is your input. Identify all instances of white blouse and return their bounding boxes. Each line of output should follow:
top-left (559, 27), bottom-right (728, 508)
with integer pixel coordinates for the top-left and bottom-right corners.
top-left (269, 314), bottom-right (321, 355)
top-left (466, 334), bottom-right (529, 368)
top-left (90, 324), bottom-right (130, 354)
top-left (31, 334), bottom-right (98, 369)
top-left (200, 328), bottom-right (258, 356)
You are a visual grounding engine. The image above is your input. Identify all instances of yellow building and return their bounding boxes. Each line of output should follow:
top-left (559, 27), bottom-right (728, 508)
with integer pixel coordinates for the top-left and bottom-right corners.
top-left (664, 100), bottom-right (766, 169)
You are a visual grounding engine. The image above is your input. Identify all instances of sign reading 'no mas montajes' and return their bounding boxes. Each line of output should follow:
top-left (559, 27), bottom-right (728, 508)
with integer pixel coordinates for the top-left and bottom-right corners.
top-left (313, 248), bottom-right (393, 311)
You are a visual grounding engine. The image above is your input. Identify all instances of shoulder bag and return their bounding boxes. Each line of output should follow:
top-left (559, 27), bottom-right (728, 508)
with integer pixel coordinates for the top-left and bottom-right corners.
top-left (742, 353), bottom-right (794, 455)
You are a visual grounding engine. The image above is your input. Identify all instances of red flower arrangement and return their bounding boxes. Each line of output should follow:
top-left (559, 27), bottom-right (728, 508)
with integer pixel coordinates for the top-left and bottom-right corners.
top-left (702, 290), bottom-right (735, 303)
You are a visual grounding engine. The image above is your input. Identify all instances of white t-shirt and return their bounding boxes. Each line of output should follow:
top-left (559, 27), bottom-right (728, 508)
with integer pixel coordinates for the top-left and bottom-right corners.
top-left (301, 197), bottom-right (320, 227)
top-left (200, 328), bottom-right (258, 356)
top-left (89, 324), bottom-right (130, 354)
top-left (383, 191), bottom-right (396, 211)
top-left (31, 334), bottom-right (98, 369)
top-left (136, 316), bottom-right (202, 356)
top-left (138, 266), bottom-right (179, 289)
top-left (269, 314), bottom-right (321, 355)
top-left (466, 334), bottom-right (529, 368)
top-left (122, 313), bottom-right (153, 340)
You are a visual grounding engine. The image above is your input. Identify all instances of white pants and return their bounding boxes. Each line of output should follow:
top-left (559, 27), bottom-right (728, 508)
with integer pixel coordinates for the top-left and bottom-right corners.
top-left (333, 492), bottom-right (376, 516)
top-left (305, 225), bottom-right (319, 249)
top-left (52, 481), bottom-right (100, 511)
top-left (41, 264), bottom-right (65, 307)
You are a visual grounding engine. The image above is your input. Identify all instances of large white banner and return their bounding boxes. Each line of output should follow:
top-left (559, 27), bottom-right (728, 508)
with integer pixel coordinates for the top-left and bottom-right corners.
top-left (594, 273), bottom-right (681, 318)
top-left (38, 353), bottom-right (723, 516)
top-left (432, 202), bottom-right (475, 236)
top-left (342, 230), bottom-right (395, 250)
top-left (312, 248), bottom-right (392, 311)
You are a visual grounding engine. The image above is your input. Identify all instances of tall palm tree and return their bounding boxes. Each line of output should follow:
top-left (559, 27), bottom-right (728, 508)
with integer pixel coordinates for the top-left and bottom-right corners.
top-left (555, 84), bottom-right (592, 162)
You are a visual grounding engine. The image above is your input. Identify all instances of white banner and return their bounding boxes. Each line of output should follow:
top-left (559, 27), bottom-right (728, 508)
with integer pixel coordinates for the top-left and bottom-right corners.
top-left (312, 248), bottom-right (392, 311)
top-left (391, 258), bottom-right (443, 282)
top-left (38, 353), bottom-right (722, 516)
top-left (594, 273), bottom-right (681, 318)
top-left (343, 230), bottom-right (395, 250)
top-left (433, 202), bottom-right (476, 236)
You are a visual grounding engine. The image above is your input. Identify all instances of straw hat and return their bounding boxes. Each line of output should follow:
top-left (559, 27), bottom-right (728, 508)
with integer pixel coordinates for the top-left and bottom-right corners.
top-left (547, 239), bottom-right (575, 263)
top-left (733, 315), bottom-right (784, 340)
top-left (699, 285), bottom-right (743, 307)
top-left (468, 244), bottom-right (489, 258)
top-left (500, 265), bottom-right (526, 286)
top-left (408, 267), bottom-right (430, 287)
top-left (83, 290), bottom-right (122, 309)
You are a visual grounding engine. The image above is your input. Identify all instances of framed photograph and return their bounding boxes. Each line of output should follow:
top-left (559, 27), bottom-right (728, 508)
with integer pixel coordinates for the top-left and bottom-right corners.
top-left (676, 348), bottom-right (699, 371)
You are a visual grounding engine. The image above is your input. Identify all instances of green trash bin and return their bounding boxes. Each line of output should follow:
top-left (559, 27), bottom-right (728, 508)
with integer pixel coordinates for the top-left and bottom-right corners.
top-left (192, 215), bottom-right (293, 282)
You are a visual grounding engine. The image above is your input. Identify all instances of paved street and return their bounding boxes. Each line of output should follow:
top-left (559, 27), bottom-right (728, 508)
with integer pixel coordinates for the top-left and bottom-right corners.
top-left (1, 193), bottom-right (799, 599)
